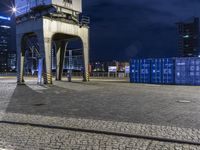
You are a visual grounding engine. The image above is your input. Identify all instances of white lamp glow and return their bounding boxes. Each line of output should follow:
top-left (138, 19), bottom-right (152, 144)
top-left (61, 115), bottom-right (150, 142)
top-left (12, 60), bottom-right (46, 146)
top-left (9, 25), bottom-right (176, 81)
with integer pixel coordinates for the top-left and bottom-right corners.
top-left (12, 7), bottom-right (17, 13)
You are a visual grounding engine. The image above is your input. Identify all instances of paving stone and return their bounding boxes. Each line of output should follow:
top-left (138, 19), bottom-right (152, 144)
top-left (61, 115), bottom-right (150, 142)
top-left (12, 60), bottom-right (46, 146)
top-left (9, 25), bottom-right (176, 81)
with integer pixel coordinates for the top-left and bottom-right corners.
top-left (0, 78), bottom-right (200, 149)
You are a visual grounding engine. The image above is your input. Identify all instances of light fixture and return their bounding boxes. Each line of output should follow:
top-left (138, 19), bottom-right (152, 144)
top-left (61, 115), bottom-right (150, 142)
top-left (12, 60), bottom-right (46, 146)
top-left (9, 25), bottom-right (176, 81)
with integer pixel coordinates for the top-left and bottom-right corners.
top-left (12, 7), bottom-right (17, 13)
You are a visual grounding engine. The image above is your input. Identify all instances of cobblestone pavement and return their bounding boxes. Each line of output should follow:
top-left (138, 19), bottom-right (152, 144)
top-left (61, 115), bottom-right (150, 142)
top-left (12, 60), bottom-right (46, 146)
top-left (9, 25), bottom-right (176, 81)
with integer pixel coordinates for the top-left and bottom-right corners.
top-left (0, 78), bottom-right (200, 149)
top-left (0, 123), bottom-right (200, 150)
top-left (1, 78), bottom-right (200, 129)
top-left (1, 112), bottom-right (200, 144)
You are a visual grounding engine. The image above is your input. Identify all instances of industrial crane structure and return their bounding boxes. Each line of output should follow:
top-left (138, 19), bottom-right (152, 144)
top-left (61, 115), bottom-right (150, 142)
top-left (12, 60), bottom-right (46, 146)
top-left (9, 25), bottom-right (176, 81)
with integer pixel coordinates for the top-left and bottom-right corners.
top-left (16, 0), bottom-right (90, 84)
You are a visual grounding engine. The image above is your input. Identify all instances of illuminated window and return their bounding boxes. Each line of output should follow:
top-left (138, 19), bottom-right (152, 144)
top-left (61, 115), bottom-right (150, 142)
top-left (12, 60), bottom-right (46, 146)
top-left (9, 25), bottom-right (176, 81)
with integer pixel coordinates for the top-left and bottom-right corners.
top-left (183, 35), bottom-right (189, 38)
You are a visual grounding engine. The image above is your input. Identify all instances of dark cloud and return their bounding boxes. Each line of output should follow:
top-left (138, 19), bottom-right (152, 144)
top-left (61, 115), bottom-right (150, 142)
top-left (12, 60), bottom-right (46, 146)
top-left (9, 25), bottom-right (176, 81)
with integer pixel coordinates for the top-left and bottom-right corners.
top-left (83, 0), bottom-right (200, 61)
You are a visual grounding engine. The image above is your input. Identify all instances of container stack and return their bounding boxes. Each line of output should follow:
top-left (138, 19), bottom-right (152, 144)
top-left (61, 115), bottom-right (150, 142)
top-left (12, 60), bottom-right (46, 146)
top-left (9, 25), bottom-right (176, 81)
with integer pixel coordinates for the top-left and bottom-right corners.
top-left (130, 57), bottom-right (200, 85)
top-left (162, 58), bottom-right (175, 84)
top-left (130, 59), bottom-right (140, 83)
top-left (151, 59), bottom-right (162, 84)
top-left (140, 59), bottom-right (151, 83)
top-left (175, 58), bottom-right (200, 85)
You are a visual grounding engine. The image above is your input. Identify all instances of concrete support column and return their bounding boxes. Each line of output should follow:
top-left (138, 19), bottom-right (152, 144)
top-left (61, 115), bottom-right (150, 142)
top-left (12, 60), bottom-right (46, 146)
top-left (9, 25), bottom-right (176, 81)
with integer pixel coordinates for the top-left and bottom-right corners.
top-left (81, 30), bottom-right (90, 82)
top-left (56, 42), bottom-right (61, 80)
top-left (17, 34), bottom-right (25, 84)
top-left (56, 41), bottom-right (67, 80)
top-left (37, 31), bottom-right (52, 84)
top-left (43, 38), bottom-right (53, 84)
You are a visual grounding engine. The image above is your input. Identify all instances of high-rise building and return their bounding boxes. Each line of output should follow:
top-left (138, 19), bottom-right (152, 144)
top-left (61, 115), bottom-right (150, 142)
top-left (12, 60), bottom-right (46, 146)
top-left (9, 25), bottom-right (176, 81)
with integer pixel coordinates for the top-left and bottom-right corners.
top-left (177, 17), bottom-right (199, 57)
top-left (0, 15), bottom-right (16, 72)
top-left (0, 15), bottom-right (11, 72)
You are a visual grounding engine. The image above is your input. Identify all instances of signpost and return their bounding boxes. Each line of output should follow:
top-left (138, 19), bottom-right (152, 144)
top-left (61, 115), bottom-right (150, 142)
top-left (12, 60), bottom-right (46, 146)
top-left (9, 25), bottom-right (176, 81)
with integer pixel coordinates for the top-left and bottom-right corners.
top-left (108, 66), bottom-right (117, 72)
top-left (108, 66), bottom-right (117, 77)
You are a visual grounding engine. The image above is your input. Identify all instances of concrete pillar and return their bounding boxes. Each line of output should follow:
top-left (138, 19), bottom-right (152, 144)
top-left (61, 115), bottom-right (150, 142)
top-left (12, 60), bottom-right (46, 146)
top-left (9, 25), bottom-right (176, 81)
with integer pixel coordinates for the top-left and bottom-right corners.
top-left (81, 31), bottom-right (90, 82)
top-left (43, 38), bottom-right (53, 84)
top-left (56, 41), bottom-right (61, 80)
top-left (17, 34), bottom-right (25, 84)
top-left (37, 31), bottom-right (53, 84)
top-left (56, 41), bottom-right (67, 80)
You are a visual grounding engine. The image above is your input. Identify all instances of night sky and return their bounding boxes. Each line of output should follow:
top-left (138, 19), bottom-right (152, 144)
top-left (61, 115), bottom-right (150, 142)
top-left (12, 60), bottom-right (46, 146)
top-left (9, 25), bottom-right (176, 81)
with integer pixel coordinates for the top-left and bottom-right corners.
top-left (0, 0), bottom-right (200, 61)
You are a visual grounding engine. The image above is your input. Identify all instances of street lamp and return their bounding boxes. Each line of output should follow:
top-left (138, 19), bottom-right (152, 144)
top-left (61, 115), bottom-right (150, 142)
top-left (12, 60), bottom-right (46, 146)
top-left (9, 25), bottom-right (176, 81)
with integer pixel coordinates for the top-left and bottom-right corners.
top-left (12, 7), bottom-right (17, 13)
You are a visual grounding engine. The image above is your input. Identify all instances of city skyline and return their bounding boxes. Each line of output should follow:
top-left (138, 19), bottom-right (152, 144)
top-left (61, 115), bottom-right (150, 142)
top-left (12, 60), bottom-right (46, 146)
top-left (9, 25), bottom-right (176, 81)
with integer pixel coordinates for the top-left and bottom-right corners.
top-left (0, 0), bottom-right (200, 61)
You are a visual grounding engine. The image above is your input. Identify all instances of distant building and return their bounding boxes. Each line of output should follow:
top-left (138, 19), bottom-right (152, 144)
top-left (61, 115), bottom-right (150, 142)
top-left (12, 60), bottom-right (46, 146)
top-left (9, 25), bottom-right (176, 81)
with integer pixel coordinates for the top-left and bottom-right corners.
top-left (7, 51), bottom-right (17, 72)
top-left (0, 15), bottom-right (11, 72)
top-left (91, 61), bottom-right (106, 72)
top-left (177, 17), bottom-right (199, 57)
top-left (91, 61), bottom-right (129, 72)
top-left (0, 15), bottom-right (16, 72)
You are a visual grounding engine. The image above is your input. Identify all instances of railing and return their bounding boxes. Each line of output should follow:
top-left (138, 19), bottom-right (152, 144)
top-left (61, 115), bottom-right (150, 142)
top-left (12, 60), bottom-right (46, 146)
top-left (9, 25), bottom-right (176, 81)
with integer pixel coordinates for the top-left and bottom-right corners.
top-left (0, 73), bottom-right (17, 76)
top-left (91, 72), bottom-right (129, 78)
top-left (80, 15), bottom-right (90, 26)
top-left (0, 72), bottom-right (129, 79)
top-left (52, 56), bottom-right (84, 71)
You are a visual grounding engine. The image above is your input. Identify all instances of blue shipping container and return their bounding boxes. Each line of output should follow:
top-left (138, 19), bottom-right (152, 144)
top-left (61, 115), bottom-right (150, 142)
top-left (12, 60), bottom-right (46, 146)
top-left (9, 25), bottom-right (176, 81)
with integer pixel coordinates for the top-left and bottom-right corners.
top-left (175, 57), bottom-right (200, 85)
top-left (188, 58), bottom-right (200, 85)
top-left (151, 59), bottom-right (162, 84)
top-left (175, 58), bottom-right (190, 85)
top-left (162, 58), bottom-right (175, 84)
top-left (140, 59), bottom-right (151, 83)
top-left (195, 58), bottom-right (200, 85)
top-left (130, 59), bottom-right (140, 83)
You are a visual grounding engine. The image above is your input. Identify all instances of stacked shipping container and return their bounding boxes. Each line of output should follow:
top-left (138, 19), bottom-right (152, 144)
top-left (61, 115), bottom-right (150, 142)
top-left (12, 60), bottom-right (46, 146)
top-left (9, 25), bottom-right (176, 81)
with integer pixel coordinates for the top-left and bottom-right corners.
top-left (130, 57), bottom-right (200, 85)
top-left (151, 59), bottom-right (162, 84)
top-left (162, 58), bottom-right (175, 84)
top-left (130, 59), bottom-right (140, 83)
top-left (175, 58), bottom-right (189, 85)
top-left (175, 58), bottom-right (200, 85)
top-left (140, 59), bottom-right (151, 83)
